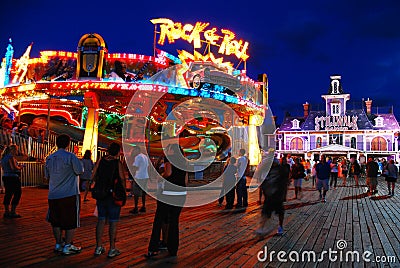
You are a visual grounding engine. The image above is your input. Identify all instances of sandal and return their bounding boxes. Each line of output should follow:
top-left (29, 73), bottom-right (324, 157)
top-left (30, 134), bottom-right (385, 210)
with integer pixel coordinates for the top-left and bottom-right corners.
top-left (144, 251), bottom-right (159, 258)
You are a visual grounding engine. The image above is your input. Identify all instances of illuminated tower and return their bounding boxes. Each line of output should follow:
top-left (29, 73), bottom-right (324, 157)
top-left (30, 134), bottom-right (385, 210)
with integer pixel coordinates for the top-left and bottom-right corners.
top-left (4, 38), bottom-right (14, 86)
top-left (321, 75), bottom-right (350, 116)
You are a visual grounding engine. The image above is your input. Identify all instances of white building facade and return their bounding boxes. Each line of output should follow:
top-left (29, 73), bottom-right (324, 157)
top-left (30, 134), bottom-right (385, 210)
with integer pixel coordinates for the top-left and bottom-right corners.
top-left (276, 75), bottom-right (400, 161)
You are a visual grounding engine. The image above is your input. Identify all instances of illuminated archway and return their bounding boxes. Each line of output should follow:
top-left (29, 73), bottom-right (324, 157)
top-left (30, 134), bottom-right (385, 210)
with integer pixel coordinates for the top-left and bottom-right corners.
top-left (371, 136), bottom-right (387, 151)
top-left (290, 137), bottom-right (303, 150)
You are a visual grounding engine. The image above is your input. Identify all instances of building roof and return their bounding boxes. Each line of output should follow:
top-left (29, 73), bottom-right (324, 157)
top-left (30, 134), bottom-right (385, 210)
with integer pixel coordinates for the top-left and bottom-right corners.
top-left (278, 108), bottom-right (400, 132)
top-left (308, 144), bottom-right (361, 154)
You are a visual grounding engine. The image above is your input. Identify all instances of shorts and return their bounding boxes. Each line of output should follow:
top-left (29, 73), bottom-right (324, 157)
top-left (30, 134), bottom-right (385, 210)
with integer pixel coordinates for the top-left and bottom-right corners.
top-left (132, 179), bottom-right (148, 197)
top-left (316, 178), bottom-right (329, 191)
top-left (366, 177), bottom-right (378, 187)
top-left (47, 195), bottom-right (80, 230)
top-left (96, 196), bottom-right (121, 222)
top-left (293, 178), bottom-right (302, 187)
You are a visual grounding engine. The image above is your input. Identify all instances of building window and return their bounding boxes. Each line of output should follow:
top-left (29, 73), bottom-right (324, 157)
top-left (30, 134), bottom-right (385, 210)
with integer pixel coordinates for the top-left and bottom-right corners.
top-left (331, 103), bottom-right (340, 116)
top-left (374, 117), bottom-right (384, 127)
top-left (329, 134), bottom-right (343, 145)
top-left (290, 137), bottom-right (304, 150)
top-left (316, 137), bottom-right (322, 148)
top-left (291, 119), bottom-right (300, 129)
top-left (350, 137), bottom-right (357, 149)
top-left (371, 136), bottom-right (387, 151)
top-left (331, 80), bottom-right (339, 94)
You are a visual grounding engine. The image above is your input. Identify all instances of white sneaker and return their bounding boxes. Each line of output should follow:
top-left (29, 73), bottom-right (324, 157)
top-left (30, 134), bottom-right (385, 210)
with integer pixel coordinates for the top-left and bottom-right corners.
top-left (63, 244), bottom-right (81, 255)
top-left (107, 248), bottom-right (121, 258)
top-left (94, 246), bottom-right (106, 256)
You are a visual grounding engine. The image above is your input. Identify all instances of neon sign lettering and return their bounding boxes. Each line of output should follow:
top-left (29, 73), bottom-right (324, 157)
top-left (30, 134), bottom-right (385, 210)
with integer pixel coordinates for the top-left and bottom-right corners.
top-left (314, 115), bottom-right (358, 131)
top-left (150, 18), bottom-right (249, 61)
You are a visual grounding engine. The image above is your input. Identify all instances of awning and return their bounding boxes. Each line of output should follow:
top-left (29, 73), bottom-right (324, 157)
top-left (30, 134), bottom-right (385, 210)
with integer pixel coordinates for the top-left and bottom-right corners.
top-left (308, 144), bottom-right (361, 154)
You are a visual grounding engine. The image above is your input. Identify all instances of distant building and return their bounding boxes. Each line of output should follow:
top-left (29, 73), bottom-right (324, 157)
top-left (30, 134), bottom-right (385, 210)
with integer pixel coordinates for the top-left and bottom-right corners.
top-left (276, 75), bottom-right (400, 161)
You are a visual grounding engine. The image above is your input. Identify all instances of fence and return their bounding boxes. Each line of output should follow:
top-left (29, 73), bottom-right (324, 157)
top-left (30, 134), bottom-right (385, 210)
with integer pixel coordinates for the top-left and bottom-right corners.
top-left (0, 128), bottom-right (83, 187)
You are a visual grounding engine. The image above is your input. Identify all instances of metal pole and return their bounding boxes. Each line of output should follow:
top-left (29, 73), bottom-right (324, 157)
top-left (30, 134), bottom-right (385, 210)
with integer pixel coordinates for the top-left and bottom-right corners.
top-left (46, 95), bottom-right (51, 141)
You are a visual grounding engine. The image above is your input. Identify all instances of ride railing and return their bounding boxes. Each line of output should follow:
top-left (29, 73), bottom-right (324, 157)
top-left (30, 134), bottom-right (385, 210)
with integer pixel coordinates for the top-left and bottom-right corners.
top-left (0, 128), bottom-right (81, 161)
top-left (19, 161), bottom-right (46, 187)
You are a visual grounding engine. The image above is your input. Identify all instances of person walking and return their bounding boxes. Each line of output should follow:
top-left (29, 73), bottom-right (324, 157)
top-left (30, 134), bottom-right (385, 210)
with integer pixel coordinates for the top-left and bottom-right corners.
top-left (130, 146), bottom-right (149, 214)
top-left (256, 156), bottom-right (290, 236)
top-left (349, 157), bottom-right (361, 186)
top-left (145, 143), bottom-right (188, 263)
top-left (385, 159), bottom-right (398, 196)
top-left (45, 134), bottom-right (84, 255)
top-left (316, 155), bottom-right (331, 202)
top-left (366, 157), bottom-right (379, 196)
top-left (340, 158), bottom-right (348, 186)
top-left (235, 149), bottom-right (249, 208)
top-left (80, 150), bottom-right (94, 201)
top-left (92, 142), bottom-right (125, 258)
top-left (291, 158), bottom-right (305, 199)
top-left (329, 158), bottom-right (339, 190)
top-left (1, 144), bottom-right (24, 218)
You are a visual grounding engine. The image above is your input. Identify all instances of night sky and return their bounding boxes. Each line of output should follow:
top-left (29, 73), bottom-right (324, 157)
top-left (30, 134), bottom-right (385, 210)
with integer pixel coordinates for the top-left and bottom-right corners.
top-left (1, 0), bottom-right (399, 123)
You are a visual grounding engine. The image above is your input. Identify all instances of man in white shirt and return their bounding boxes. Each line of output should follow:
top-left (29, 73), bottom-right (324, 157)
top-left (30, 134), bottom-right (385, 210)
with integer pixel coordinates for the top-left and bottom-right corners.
top-left (130, 146), bottom-right (149, 214)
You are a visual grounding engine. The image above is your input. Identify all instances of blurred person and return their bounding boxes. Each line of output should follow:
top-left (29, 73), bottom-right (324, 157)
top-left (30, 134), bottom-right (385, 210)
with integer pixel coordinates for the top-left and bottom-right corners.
top-left (221, 157), bottom-right (237, 209)
top-left (145, 144), bottom-right (188, 263)
top-left (341, 158), bottom-right (348, 186)
top-left (349, 157), bottom-right (361, 186)
top-left (256, 156), bottom-right (289, 236)
top-left (316, 155), bottom-right (331, 202)
top-left (329, 158), bottom-right (339, 189)
top-left (291, 158), bottom-right (305, 199)
top-left (366, 157), bottom-right (379, 196)
top-left (385, 159), bottom-right (398, 196)
top-left (235, 149), bottom-right (249, 208)
top-left (80, 150), bottom-right (94, 201)
top-left (130, 146), bottom-right (149, 214)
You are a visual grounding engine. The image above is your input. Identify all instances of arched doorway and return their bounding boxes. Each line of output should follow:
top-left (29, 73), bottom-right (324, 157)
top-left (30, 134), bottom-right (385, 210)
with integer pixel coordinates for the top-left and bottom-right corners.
top-left (371, 136), bottom-right (387, 151)
top-left (290, 137), bottom-right (303, 150)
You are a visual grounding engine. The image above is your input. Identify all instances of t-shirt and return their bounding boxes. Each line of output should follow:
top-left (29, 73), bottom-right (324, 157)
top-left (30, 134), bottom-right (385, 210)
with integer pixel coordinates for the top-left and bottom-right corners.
top-left (316, 162), bottom-right (331, 180)
top-left (133, 153), bottom-right (149, 179)
top-left (80, 158), bottom-right (94, 180)
top-left (45, 149), bottom-right (84, 199)
top-left (236, 155), bottom-right (248, 178)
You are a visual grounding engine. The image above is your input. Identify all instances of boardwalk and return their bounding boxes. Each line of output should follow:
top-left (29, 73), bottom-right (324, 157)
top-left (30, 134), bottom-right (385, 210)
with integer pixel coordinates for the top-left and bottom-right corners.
top-left (0, 177), bottom-right (399, 268)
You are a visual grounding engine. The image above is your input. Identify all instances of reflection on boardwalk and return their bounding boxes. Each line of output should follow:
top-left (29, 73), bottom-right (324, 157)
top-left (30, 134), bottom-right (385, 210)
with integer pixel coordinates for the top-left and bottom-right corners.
top-left (0, 178), bottom-right (399, 267)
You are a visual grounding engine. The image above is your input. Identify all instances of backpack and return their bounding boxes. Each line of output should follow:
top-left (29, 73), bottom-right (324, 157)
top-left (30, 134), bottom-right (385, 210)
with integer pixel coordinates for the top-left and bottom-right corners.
top-left (91, 158), bottom-right (117, 200)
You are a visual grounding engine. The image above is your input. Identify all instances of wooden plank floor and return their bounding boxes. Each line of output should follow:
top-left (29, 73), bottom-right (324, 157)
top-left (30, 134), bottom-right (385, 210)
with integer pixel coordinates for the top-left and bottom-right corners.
top-left (0, 177), bottom-right (399, 268)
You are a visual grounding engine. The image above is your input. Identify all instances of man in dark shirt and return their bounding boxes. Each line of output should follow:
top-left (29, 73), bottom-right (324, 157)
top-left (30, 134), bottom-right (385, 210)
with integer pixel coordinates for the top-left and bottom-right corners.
top-left (366, 158), bottom-right (379, 196)
top-left (316, 155), bottom-right (331, 202)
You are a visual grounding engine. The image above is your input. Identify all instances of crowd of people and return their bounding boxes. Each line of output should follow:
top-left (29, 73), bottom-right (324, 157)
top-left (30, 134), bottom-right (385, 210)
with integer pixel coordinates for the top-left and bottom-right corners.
top-left (1, 135), bottom-right (399, 263)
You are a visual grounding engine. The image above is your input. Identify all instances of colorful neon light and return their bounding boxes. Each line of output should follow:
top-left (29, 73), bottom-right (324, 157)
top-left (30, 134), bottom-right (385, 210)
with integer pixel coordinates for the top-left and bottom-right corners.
top-left (151, 18), bottom-right (250, 61)
top-left (19, 107), bottom-right (80, 126)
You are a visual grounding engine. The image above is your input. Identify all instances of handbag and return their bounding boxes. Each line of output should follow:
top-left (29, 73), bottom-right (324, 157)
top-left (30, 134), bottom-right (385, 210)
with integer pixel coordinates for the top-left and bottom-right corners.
top-left (113, 177), bottom-right (126, 207)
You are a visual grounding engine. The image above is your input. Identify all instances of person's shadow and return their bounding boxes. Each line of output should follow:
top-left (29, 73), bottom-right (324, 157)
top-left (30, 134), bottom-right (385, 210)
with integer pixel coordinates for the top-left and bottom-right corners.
top-left (340, 192), bottom-right (369, 200)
